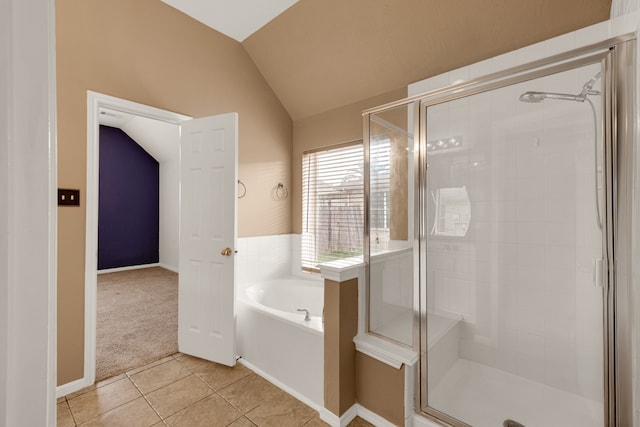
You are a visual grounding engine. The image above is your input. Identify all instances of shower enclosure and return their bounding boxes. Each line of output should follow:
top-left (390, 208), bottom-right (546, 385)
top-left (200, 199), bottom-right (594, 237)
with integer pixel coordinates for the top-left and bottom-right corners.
top-left (363, 37), bottom-right (635, 427)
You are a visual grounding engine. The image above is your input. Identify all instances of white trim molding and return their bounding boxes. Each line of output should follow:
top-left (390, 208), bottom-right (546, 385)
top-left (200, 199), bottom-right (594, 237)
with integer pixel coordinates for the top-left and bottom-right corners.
top-left (354, 334), bottom-right (418, 369)
top-left (318, 258), bottom-right (364, 282)
top-left (97, 263), bottom-right (161, 275)
top-left (3, 0), bottom-right (58, 424)
top-left (320, 404), bottom-right (399, 427)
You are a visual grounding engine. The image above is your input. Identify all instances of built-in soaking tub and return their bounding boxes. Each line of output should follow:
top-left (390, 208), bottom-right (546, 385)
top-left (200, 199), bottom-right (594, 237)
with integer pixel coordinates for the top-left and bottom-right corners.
top-left (237, 276), bottom-right (324, 409)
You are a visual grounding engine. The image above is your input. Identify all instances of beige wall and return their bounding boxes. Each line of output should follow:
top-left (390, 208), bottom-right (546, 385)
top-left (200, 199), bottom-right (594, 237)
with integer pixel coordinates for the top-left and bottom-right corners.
top-left (292, 88), bottom-right (407, 233)
top-left (324, 273), bottom-right (406, 425)
top-left (324, 278), bottom-right (359, 416)
top-left (356, 353), bottom-right (405, 426)
top-left (244, 0), bottom-right (612, 120)
top-left (56, 0), bottom-right (292, 385)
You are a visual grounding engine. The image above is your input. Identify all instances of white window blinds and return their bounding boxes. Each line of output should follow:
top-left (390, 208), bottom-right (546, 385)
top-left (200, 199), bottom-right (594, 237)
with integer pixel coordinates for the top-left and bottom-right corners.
top-left (301, 142), bottom-right (364, 271)
top-left (369, 136), bottom-right (392, 248)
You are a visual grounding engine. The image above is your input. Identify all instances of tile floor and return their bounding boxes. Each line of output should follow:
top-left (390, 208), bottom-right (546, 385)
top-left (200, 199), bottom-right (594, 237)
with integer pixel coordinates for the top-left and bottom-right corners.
top-left (57, 353), bottom-right (375, 427)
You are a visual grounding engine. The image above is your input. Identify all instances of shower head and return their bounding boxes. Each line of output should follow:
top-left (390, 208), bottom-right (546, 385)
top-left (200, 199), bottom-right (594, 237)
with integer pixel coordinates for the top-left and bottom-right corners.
top-left (580, 72), bottom-right (601, 97)
top-left (518, 91), bottom-right (581, 103)
top-left (519, 72), bottom-right (601, 103)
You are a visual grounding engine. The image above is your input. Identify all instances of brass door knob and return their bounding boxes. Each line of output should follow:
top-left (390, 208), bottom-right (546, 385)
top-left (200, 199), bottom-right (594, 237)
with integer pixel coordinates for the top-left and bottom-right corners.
top-left (221, 247), bottom-right (232, 256)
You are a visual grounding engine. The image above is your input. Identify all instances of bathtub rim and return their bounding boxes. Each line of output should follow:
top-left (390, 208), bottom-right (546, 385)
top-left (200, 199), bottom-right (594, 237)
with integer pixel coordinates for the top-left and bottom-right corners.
top-left (239, 281), bottom-right (325, 336)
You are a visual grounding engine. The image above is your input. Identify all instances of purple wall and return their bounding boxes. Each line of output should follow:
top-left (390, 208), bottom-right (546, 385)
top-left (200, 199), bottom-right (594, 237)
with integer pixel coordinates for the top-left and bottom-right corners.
top-left (98, 125), bottom-right (159, 270)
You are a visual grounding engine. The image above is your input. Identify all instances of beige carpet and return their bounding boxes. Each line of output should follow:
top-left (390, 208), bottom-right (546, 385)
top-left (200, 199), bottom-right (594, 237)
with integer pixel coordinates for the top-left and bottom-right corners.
top-left (96, 267), bottom-right (178, 382)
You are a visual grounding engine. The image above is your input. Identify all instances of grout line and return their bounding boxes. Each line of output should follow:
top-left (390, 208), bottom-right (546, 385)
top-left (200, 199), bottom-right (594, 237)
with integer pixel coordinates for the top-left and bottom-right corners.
top-left (71, 377), bottom-right (147, 426)
top-left (64, 399), bottom-right (79, 427)
top-left (125, 372), bottom-right (165, 423)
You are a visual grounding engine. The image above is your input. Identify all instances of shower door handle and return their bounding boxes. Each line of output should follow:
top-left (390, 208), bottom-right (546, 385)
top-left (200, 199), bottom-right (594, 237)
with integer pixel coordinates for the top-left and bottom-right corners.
top-left (593, 258), bottom-right (604, 288)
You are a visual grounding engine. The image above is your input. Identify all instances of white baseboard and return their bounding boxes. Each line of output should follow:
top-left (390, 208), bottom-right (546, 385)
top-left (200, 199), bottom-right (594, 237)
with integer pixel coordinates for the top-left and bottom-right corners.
top-left (238, 357), bottom-right (406, 427)
top-left (56, 376), bottom-right (92, 398)
top-left (158, 263), bottom-right (178, 273)
top-left (319, 404), bottom-right (399, 427)
top-left (319, 405), bottom-right (357, 427)
top-left (97, 263), bottom-right (160, 274)
top-left (237, 358), bottom-right (322, 414)
top-left (319, 408), bottom-right (340, 426)
top-left (356, 405), bottom-right (397, 427)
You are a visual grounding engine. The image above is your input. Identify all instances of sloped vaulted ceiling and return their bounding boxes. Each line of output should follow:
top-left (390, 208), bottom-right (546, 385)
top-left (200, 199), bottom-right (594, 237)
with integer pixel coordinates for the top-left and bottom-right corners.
top-left (242, 0), bottom-right (612, 120)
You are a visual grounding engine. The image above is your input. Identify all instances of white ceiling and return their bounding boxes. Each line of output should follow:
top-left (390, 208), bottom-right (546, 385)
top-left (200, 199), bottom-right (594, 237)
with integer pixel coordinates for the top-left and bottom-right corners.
top-left (99, 108), bottom-right (179, 164)
top-left (160, 0), bottom-right (300, 42)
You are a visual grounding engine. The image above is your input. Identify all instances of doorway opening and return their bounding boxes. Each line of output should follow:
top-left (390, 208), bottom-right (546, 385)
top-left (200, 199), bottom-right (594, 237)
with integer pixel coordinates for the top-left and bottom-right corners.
top-left (85, 92), bottom-right (191, 385)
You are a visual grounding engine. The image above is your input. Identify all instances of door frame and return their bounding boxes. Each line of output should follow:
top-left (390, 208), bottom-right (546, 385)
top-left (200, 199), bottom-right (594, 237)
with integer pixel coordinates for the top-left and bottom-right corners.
top-left (76, 91), bottom-right (191, 391)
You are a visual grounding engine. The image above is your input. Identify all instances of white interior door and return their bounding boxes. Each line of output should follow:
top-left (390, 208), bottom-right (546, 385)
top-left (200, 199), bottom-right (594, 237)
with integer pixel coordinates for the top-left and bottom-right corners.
top-left (178, 112), bottom-right (237, 367)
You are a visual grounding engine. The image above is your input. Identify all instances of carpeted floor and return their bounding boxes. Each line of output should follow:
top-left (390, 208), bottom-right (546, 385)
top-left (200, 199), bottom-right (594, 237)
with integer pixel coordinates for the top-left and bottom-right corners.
top-left (96, 267), bottom-right (178, 382)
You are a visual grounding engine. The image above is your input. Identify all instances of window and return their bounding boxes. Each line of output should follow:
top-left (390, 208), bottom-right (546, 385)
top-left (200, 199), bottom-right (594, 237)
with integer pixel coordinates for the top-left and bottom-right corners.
top-left (302, 142), bottom-right (364, 271)
top-left (369, 136), bottom-right (391, 248)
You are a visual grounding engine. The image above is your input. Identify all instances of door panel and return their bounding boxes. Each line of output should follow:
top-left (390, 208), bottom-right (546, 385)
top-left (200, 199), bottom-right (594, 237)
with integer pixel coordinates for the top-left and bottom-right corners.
top-left (179, 113), bottom-right (237, 366)
top-left (421, 62), bottom-right (606, 427)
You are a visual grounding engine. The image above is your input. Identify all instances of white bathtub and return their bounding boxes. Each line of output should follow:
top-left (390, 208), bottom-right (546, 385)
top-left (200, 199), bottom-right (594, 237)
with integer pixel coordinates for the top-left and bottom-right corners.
top-left (237, 276), bottom-right (324, 409)
top-left (245, 278), bottom-right (324, 333)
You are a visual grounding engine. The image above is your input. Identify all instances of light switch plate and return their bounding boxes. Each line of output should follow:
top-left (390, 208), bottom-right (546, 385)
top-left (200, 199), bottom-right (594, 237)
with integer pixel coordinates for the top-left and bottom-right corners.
top-left (58, 189), bottom-right (80, 206)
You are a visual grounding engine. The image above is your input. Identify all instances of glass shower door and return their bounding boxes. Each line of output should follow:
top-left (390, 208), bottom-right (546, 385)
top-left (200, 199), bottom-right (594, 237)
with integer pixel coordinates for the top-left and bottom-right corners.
top-left (421, 61), bottom-right (607, 427)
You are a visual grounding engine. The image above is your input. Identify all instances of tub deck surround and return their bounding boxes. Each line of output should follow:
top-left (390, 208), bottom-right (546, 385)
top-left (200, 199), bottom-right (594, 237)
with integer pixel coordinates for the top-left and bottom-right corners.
top-left (323, 277), bottom-right (359, 418)
top-left (237, 275), bottom-right (324, 408)
top-left (319, 259), bottom-right (415, 427)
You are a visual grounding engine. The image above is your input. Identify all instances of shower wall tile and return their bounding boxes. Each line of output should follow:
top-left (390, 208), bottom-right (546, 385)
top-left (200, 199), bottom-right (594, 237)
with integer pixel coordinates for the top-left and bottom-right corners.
top-left (542, 32), bottom-right (576, 57)
top-left (408, 72), bottom-right (449, 97)
top-left (574, 20), bottom-right (611, 48)
top-left (236, 234), bottom-right (293, 287)
top-left (516, 151), bottom-right (545, 178)
top-left (517, 40), bottom-right (548, 64)
top-left (448, 66), bottom-right (470, 86)
top-left (516, 222), bottom-right (545, 245)
top-left (546, 222), bottom-right (576, 246)
top-left (468, 59), bottom-right (492, 81)
top-left (490, 50), bottom-right (519, 74)
top-left (609, 10), bottom-right (640, 36)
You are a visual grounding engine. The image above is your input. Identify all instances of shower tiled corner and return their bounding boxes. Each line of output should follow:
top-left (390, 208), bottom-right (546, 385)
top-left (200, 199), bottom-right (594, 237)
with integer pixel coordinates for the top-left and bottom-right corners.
top-left (57, 354), bottom-right (374, 427)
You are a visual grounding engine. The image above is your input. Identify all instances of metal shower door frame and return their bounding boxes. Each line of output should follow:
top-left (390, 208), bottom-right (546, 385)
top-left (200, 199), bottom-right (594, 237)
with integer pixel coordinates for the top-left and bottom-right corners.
top-left (409, 39), bottom-right (634, 426)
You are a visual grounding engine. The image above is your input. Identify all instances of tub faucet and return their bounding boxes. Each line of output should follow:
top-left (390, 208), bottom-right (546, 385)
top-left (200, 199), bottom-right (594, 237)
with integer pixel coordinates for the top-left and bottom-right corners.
top-left (297, 308), bottom-right (311, 321)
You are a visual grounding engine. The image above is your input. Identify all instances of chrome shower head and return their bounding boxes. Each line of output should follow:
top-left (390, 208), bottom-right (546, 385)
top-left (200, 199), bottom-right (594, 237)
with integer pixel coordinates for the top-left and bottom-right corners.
top-left (519, 72), bottom-right (601, 104)
top-left (518, 91), bottom-right (547, 103)
top-left (519, 91), bottom-right (581, 103)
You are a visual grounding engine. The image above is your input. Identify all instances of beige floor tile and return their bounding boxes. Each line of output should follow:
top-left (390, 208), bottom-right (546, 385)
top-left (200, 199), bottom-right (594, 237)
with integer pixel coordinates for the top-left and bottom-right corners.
top-left (218, 374), bottom-right (287, 413)
top-left (228, 416), bottom-right (257, 427)
top-left (146, 374), bottom-right (213, 418)
top-left (57, 401), bottom-right (76, 427)
top-left (65, 374), bottom-right (127, 400)
top-left (347, 417), bottom-right (376, 427)
top-left (245, 393), bottom-right (315, 427)
top-left (127, 356), bottom-right (176, 376)
top-left (67, 377), bottom-right (141, 425)
top-left (57, 396), bottom-right (67, 404)
top-left (176, 354), bottom-right (251, 390)
top-left (129, 359), bottom-right (190, 395)
top-left (164, 393), bottom-right (242, 427)
top-left (303, 414), bottom-right (330, 427)
top-left (79, 397), bottom-right (161, 427)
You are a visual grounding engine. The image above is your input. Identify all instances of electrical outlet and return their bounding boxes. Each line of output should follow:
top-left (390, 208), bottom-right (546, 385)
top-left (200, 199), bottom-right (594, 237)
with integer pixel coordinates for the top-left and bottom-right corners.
top-left (58, 189), bottom-right (80, 206)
